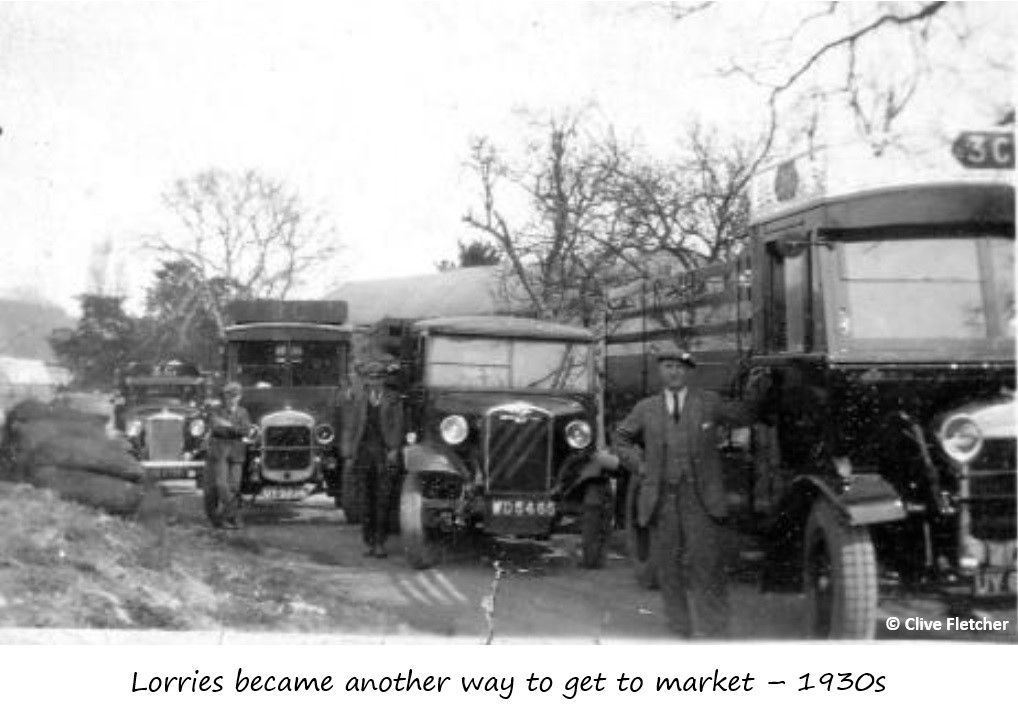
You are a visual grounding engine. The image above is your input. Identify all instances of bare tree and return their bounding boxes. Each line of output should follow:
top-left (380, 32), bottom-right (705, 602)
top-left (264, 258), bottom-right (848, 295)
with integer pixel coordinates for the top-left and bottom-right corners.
top-left (604, 124), bottom-right (755, 270)
top-left (147, 168), bottom-right (340, 334)
top-left (463, 112), bottom-right (629, 325)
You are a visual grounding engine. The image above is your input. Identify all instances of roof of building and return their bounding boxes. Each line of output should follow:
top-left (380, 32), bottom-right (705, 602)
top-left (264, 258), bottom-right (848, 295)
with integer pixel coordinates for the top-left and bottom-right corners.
top-left (412, 315), bottom-right (593, 341)
top-left (326, 266), bottom-right (520, 325)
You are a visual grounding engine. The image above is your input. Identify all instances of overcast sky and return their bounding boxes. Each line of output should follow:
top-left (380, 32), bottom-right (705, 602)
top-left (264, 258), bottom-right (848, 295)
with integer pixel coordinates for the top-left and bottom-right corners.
top-left (0, 1), bottom-right (1012, 315)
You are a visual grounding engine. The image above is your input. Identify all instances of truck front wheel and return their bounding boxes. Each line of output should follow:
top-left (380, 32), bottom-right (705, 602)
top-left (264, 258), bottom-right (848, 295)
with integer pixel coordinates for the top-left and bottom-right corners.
top-left (803, 499), bottom-right (878, 639)
top-left (400, 472), bottom-right (434, 569)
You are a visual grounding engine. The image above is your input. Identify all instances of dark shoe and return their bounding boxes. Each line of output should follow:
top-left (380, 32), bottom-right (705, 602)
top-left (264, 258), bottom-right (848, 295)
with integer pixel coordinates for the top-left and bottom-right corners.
top-left (374, 544), bottom-right (388, 559)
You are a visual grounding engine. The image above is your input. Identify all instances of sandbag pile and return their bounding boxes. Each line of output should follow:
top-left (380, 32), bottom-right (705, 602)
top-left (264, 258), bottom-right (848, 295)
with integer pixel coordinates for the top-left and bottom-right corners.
top-left (1, 398), bottom-right (164, 522)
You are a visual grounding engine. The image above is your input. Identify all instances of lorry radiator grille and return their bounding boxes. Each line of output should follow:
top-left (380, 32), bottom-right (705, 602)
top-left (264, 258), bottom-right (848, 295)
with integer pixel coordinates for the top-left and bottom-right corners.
top-left (263, 425), bottom-right (312, 470)
top-left (967, 439), bottom-right (1016, 540)
top-left (484, 410), bottom-right (551, 494)
top-left (263, 449), bottom-right (312, 471)
top-left (264, 425), bottom-right (311, 448)
top-left (145, 415), bottom-right (183, 462)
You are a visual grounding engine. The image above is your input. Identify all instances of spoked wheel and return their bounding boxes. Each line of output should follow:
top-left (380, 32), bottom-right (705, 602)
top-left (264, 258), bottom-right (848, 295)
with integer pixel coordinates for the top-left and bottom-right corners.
top-left (399, 472), bottom-right (434, 569)
top-left (580, 479), bottom-right (612, 569)
top-left (625, 478), bottom-right (658, 590)
top-left (804, 499), bottom-right (878, 639)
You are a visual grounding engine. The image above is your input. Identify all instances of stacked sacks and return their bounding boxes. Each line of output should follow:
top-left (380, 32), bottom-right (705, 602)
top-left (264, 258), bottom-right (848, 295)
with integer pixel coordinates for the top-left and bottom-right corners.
top-left (2, 398), bottom-right (165, 525)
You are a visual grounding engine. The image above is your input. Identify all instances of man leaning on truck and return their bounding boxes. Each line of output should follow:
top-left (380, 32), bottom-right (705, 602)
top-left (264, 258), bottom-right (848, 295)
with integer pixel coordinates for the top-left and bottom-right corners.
top-left (613, 341), bottom-right (767, 638)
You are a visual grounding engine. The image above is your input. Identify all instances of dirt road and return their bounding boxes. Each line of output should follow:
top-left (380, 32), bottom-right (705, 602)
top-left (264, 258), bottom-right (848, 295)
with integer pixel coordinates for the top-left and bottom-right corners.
top-left (162, 482), bottom-right (1016, 643)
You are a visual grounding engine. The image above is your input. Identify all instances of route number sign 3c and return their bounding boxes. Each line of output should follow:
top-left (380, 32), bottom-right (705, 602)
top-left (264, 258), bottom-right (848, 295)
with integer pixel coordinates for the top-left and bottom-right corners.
top-left (952, 131), bottom-right (1015, 169)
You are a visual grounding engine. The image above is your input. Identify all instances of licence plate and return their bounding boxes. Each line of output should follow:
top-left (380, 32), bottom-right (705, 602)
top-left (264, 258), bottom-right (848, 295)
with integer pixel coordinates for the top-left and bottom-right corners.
top-left (259, 486), bottom-right (307, 501)
top-left (490, 499), bottom-right (556, 517)
top-left (973, 568), bottom-right (1017, 596)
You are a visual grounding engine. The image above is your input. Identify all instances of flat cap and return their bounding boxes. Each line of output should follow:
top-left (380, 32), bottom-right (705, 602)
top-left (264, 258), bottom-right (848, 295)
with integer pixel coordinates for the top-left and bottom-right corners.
top-left (222, 381), bottom-right (243, 396)
top-left (651, 340), bottom-right (696, 368)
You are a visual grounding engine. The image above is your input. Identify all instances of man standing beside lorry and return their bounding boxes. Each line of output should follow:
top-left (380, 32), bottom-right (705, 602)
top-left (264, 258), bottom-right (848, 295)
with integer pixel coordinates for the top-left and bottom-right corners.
top-left (204, 381), bottom-right (252, 530)
top-left (342, 355), bottom-right (404, 558)
top-left (614, 341), bottom-right (766, 638)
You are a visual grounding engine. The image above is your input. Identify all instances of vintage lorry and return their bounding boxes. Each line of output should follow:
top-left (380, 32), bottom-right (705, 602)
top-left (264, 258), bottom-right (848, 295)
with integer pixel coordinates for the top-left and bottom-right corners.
top-left (605, 130), bottom-right (1016, 638)
top-left (112, 359), bottom-right (209, 481)
top-left (221, 300), bottom-right (354, 507)
top-left (368, 315), bottom-right (617, 569)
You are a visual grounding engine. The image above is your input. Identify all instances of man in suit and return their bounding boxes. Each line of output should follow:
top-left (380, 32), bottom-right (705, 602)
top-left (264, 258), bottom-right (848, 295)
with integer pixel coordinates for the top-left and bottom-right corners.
top-left (341, 355), bottom-right (404, 558)
top-left (614, 341), bottom-right (764, 638)
top-left (205, 381), bottom-right (252, 530)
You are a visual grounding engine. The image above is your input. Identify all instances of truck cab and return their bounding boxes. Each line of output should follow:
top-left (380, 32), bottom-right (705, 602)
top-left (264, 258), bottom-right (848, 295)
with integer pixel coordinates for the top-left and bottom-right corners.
top-left (113, 360), bottom-right (207, 481)
top-left (222, 300), bottom-right (353, 505)
top-left (378, 315), bottom-right (617, 569)
top-left (607, 131), bottom-right (1016, 638)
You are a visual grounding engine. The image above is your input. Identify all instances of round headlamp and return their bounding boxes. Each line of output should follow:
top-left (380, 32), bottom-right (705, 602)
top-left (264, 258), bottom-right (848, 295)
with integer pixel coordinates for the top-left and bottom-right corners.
top-left (440, 414), bottom-right (468, 445)
top-left (188, 419), bottom-right (206, 438)
top-left (565, 420), bottom-right (592, 449)
top-left (315, 423), bottom-right (336, 445)
top-left (126, 419), bottom-right (143, 438)
top-left (939, 415), bottom-right (983, 464)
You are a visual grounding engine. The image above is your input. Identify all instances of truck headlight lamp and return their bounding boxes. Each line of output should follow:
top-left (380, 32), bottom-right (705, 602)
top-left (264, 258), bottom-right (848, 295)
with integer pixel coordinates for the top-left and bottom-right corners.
top-left (440, 415), bottom-right (468, 445)
top-left (565, 420), bottom-right (592, 449)
top-left (939, 415), bottom-right (983, 464)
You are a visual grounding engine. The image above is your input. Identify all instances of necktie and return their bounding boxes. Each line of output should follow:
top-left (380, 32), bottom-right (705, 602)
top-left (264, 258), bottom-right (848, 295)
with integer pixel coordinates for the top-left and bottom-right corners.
top-left (671, 390), bottom-right (680, 423)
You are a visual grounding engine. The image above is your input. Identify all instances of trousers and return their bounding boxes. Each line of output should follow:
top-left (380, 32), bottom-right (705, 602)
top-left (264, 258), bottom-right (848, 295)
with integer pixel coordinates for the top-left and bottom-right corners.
top-left (205, 455), bottom-right (243, 525)
top-left (358, 458), bottom-right (393, 547)
top-left (653, 486), bottom-right (730, 638)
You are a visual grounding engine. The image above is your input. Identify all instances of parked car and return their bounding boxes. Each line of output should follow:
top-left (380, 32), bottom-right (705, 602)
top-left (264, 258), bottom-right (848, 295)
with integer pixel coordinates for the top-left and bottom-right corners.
top-left (112, 360), bottom-right (208, 481)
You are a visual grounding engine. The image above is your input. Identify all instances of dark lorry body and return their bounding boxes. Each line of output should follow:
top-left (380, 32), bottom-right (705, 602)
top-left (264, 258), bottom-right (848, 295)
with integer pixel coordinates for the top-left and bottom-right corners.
top-left (606, 162), bottom-right (1016, 639)
top-left (221, 300), bottom-right (353, 505)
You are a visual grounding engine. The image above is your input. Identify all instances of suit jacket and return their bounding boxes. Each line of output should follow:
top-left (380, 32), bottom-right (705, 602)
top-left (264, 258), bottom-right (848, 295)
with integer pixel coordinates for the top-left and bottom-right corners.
top-left (340, 387), bottom-right (404, 461)
top-left (207, 404), bottom-right (252, 464)
top-left (614, 387), bottom-right (757, 527)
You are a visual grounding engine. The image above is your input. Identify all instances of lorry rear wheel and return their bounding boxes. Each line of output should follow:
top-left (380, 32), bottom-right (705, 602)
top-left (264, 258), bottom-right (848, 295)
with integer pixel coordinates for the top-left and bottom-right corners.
top-left (580, 480), bottom-right (611, 569)
top-left (400, 472), bottom-right (433, 569)
top-left (625, 479), bottom-right (658, 590)
top-left (803, 499), bottom-right (878, 639)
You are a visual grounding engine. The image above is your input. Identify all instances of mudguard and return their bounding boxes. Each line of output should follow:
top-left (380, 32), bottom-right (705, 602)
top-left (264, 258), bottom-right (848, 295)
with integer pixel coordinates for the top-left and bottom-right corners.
top-left (402, 442), bottom-right (470, 480)
top-left (794, 473), bottom-right (907, 526)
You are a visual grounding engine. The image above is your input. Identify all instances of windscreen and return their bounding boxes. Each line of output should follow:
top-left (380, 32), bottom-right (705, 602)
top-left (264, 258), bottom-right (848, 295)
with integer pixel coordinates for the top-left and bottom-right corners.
top-left (426, 335), bottom-right (591, 391)
top-left (233, 340), bottom-right (346, 387)
top-left (840, 236), bottom-right (1014, 341)
top-left (127, 383), bottom-right (199, 403)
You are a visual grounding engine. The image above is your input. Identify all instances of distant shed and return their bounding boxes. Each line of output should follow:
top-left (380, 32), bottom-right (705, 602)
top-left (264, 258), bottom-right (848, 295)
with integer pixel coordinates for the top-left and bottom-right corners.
top-left (326, 266), bottom-right (521, 326)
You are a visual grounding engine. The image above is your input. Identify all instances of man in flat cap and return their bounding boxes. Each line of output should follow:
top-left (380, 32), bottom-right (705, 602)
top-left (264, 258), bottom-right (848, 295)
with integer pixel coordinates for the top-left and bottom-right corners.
top-left (614, 341), bottom-right (766, 638)
top-left (204, 381), bottom-right (253, 530)
top-left (341, 355), bottom-right (404, 558)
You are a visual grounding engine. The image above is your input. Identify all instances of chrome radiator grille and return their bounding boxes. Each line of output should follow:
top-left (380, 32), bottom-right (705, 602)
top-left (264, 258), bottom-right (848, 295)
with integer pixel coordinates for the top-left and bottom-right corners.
top-left (484, 409), bottom-right (551, 494)
top-left (967, 438), bottom-right (1017, 540)
top-left (145, 415), bottom-right (183, 461)
top-left (263, 425), bottom-right (312, 470)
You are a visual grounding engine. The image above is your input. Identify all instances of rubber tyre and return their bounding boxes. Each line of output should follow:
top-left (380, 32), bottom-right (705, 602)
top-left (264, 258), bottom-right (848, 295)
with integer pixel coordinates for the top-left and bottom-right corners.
top-left (399, 472), bottom-right (433, 569)
top-left (580, 480), bottom-right (611, 569)
top-left (803, 499), bottom-right (878, 640)
top-left (625, 478), bottom-right (659, 590)
top-left (341, 466), bottom-right (362, 525)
